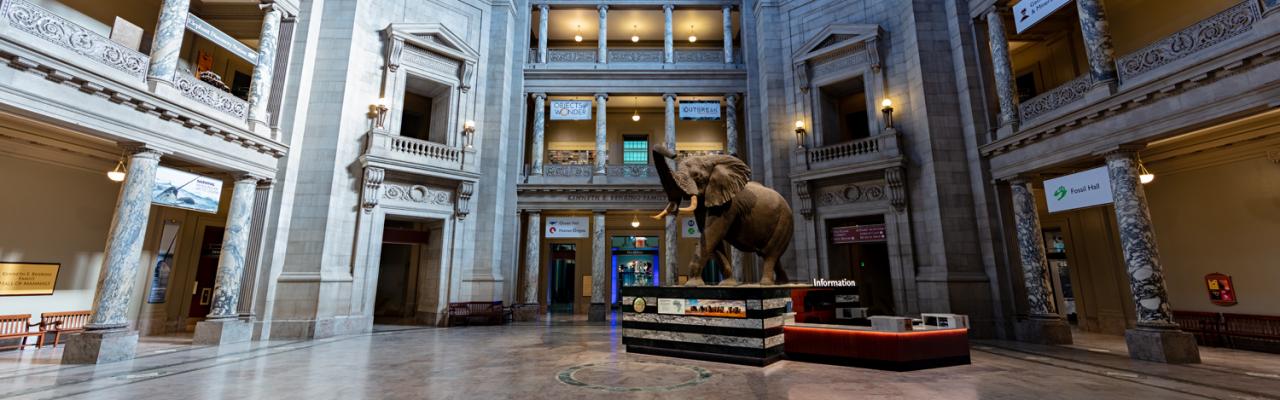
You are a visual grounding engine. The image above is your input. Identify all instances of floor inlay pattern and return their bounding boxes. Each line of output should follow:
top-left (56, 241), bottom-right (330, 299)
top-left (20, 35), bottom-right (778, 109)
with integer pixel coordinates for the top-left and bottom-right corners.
top-left (557, 360), bottom-right (713, 392)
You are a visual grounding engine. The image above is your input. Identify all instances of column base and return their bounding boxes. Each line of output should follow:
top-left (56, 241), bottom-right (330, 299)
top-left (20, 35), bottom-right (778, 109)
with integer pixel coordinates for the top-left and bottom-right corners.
top-left (996, 123), bottom-right (1016, 139)
top-left (588, 303), bottom-right (607, 322)
top-left (194, 318), bottom-right (253, 346)
top-left (1014, 317), bottom-right (1073, 345)
top-left (1124, 328), bottom-right (1200, 364)
top-left (61, 329), bottom-right (139, 364)
top-left (511, 304), bottom-right (543, 322)
top-left (1084, 80), bottom-right (1118, 103)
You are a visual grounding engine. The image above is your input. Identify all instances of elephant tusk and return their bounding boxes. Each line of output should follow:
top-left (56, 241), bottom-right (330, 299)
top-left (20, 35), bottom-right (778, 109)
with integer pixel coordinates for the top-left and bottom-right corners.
top-left (652, 208), bottom-right (669, 220)
top-left (679, 195), bottom-right (699, 213)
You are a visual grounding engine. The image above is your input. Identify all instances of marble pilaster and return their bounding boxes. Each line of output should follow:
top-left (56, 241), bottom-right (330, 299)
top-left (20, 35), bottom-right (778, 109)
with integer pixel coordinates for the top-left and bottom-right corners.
top-left (236, 179), bottom-right (273, 319)
top-left (594, 93), bottom-right (608, 175)
top-left (523, 211), bottom-right (542, 304)
top-left (724, 93), bottom-right (738, 156)
top-left (62, 147), bottom-right (162, 364)
top-left (1076, 0), bottom-right (1118, 84)
top-left (146, 0), bottom-right (190, 85)
top-left (531, 93), bottom-right (547, 175)
top-left (663, 93), bottom-right (676, 149)
top-left (205, 176), bottom-right (260, 320)
top-left (597, 5), bottom-right (608, 64)
top-left (663, 4), bottom-right (674, 63)
top-left (589, 211), bottom-right (607, 321)
top-left (722, 5), bottom-right (733, 63)
top-left (663, 214), bottom-right (677, 286)
top-left (247, 5), bottom-right (284, 128)
top-left (986, 9), bottom-right (1018, 131)
top-left (1009, 179), bottom-right (1057, 318)
top-left (537, 4), bottom-right (549, 63)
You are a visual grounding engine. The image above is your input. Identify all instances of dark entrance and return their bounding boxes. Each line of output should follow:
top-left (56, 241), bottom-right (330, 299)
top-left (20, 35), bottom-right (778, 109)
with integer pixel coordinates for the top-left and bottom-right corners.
top-left (187, 226), bottom-right (224, 324)
top-left (548, 244), bottom-right (576, 313)
top-left (373, 219), bottom-right (433, 325)
top-left (827, 215), bottom-right (895, 316)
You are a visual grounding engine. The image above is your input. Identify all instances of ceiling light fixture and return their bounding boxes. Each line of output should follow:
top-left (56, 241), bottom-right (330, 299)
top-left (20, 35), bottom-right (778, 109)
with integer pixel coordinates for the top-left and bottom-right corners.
top-left (575, 25), bottom-right (583, 42)
top-left (631, 214), bottom-right (641, 228)
top-left (688, 25), bottom-right (697, 43)
top-left (1138, 157), bottom-right (1155, 184)
top-left (106, 154), bottom-right (126, 182)
top-left (631, 25), bottom-right (640, 42)
top-left (632, 97), bottom-right (641, 122)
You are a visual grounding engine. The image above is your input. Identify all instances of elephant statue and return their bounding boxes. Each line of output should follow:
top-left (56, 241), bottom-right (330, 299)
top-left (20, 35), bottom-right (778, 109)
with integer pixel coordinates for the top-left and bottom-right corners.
top-left (651, 145), bottom-right (793, 286)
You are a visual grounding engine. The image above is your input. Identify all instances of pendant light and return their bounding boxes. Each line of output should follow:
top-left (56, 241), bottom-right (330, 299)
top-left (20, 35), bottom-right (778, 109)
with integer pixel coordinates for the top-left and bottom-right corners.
top-left (631, 214), bottom-right (641, 228)
top-left (574, 24), bottom-right (583, 42)
top-left (632, 97), bottom-right (641, 122)
top-left (1138, 157), bottom-right (1155, 184)
top-left (688, 25), bottom-right (697, 43)
top-left (631, 25), bottom-right (640, 43)
top-left (106, 154), bottom-right (126, 182)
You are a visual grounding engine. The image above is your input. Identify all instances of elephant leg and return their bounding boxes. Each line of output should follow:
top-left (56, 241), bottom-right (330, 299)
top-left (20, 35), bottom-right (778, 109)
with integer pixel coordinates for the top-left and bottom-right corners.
top-left (715, 243), bottom-right (737, 286)
top-left (684, 242), bottom-right (706, 287)
top-left (685, 216), bottom-right (731, 287)
top-left (759, 212), bottom-right (795, 285)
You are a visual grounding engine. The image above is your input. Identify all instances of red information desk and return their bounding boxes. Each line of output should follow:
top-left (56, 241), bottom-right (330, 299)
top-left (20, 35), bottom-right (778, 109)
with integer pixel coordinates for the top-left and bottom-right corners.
top-left (784, 323), bottom-right (970, 371)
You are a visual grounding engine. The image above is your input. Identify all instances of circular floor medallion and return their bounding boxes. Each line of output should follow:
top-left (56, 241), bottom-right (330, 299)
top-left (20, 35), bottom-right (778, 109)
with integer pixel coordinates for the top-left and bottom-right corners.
top-left (556, 361), bottom-right (712, 392)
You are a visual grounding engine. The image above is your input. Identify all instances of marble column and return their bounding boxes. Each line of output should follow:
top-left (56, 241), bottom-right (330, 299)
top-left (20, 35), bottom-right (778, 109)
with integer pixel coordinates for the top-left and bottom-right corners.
top-left (594, 93), bottom-right (608, 175)
top-left (1103, 149), bottom-right (1200, 363)
top-left (146, 0), bottom-right (190, 86)
top-left (663, 93), bottom-right (676, 149)
top-left (247, 5), bottom-right (283, 129)
top-left (522, 211), bottom-right (542, 305)
top-left (724, 93), bottom-right (739, 156)
top-left (62, 146), bottom-right (162, 364)
top-left (597, 5), bottom-right (608, 64)
top-left (236, 180), bottom-right (273, 319)
top-left (531, 93), bottom-right (547, 175)
top-left (1009, 178), bottom-right (1072, 345)
top-left (663, 4), bottom-right (674, 63)
top-left (1076, 0), bottom-right (1118, 85)
top-left (589, 211), bottom-right (608, 321)
top-left (194, 175), bottom-right (259, 345)
top-left (537, 4), bottom-right (549, 63)
top-left (722, 5), bottom-right (733, 63)
top-left (664, 214), bottom-right (677, 286)
top-left (986, 9), bottom-right (1019, 131)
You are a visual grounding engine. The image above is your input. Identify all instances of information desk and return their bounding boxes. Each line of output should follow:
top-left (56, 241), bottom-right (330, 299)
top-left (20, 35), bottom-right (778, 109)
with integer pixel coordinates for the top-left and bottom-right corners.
top-left (621, 286), bottom-right (794, 366)
top-left (783, 323), bottom-right (970, 371)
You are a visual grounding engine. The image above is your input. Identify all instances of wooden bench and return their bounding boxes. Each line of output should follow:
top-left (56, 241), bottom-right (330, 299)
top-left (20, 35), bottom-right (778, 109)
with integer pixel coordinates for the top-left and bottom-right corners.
top-left (0, 314), bottom-right (42, 351)
top-left (447, 301), bottom-right (505, 326)
top-left (37, 310), bottom-right (91, 347)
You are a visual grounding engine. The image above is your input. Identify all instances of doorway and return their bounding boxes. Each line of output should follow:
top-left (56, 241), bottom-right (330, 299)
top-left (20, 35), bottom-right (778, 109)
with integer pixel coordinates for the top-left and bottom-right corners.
top-left (186, 226), bottom-right (224, 329)
top-left (373, 218), bottom-right (441, 326)
top-left (826, 215), bottom-right (895, 316)
top-left (548, 244), bottom-right (577, 313)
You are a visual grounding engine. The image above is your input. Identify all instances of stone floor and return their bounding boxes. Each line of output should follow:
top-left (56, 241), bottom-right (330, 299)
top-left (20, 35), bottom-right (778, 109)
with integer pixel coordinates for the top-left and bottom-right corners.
top-left (1, 318), bottom-right (1277, 400)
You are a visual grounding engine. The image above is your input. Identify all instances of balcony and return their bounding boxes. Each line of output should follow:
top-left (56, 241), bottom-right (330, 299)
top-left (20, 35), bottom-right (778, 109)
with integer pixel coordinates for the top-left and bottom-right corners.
top-left (363, 132), bottom-right (477, 179)
top-left (521, 163), bottom-right (659, 186)
top-left (792, 131), bottom-right (905, 180)
top-left (526, 47), bottom-right (742, 70)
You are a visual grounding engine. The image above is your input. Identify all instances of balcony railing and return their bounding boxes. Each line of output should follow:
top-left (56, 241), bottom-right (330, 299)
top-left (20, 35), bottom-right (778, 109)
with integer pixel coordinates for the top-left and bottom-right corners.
top-left (673, 48), bottom-right (723, 63)
top-left (1, 0), bottom-right (149, 80)
top-left (530, 47), bottom-right (741, 65)
top-left (546, 48), bottom-right (596, 63)
top-left (367, 132), bottom-right (468, 173)
top-left (1018, 73), bottom-right (1095, 124)
top-left (1115, 0), bottom-right (1262, 82)
top-left (607, 48), bottom-right (663, 63)
top-left (605, 164), bottom-right (656, 177)
top-left (174, 72), bottom-right (249, 120)
top-left (803, 131), bottom-right (902, 172)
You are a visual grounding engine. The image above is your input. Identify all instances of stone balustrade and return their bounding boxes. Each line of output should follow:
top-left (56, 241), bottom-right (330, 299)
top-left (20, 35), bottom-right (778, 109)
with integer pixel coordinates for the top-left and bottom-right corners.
top-left (0, 0), bottom-right (149, 80)
top-left (174, 73), bottom-right (249, 120)
top-left (1018, 74), bottom-right (1095, 124)
top-left (1116, 0), bottom-right (1261, 82)
top-left (799, 131), bottom-right (903, 173)
top-left (531, 47), bottom-right (742, 66)
top-left (367, 132), bottom-right (469, 173)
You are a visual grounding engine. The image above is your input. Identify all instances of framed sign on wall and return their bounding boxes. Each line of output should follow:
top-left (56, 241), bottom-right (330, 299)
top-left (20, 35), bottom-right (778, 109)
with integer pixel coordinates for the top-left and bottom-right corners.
top-left (1205, 273), bottom-right (1237, 306)
top-left (0, 262), bottom-right (60, 296)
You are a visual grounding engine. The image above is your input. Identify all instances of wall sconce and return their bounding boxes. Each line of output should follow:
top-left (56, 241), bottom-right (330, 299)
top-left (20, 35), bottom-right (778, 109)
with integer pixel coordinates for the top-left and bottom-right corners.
top-left (880, 98), bottom-right (895, 129)
top-left (371, 97), bottom-right (389, 129)
top-left (462, 120), bottom-right (477, 148)
top-left (106, 154), bottom-right (126, 182)
top-left (794, 120), bottom-right (806, 149)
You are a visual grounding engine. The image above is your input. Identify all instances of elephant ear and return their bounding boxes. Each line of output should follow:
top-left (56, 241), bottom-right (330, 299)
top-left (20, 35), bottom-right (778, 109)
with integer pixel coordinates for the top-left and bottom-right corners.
top-left (704, 155), bottom-right (751, 207)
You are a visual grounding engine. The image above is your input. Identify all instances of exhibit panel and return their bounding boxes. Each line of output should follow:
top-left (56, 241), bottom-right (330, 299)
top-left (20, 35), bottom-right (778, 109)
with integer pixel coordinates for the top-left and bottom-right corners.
top-left (621, 286), bottom-right (792, 366)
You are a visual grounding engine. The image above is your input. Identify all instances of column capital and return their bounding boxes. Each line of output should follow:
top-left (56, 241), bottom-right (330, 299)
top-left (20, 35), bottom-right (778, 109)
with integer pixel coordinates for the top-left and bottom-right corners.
top-left (663, 3), bottom-right (674, 11)
top-left (228, 172), bottom-right (269, 183)
top-left (531, 92), bottom-right (547, 100)
top-left (594, 93), bottom-right (609, 101)
top-left (1094, 144), bottom-right (1146, 160)
top-left (120, 143), bottom-right (167, 160)
top-left (536, 3), bottom-right (548, 11)
top-left (598, 4), bottom-right (608, 13)
top-left (526, 209), bottom-right (542, 216)
top-left (724, 93), bottom-right (739, 102)
top-left (1007, 173), bottom-right (1041, 186)
top-left (663, 93), bottom-right (677, 101)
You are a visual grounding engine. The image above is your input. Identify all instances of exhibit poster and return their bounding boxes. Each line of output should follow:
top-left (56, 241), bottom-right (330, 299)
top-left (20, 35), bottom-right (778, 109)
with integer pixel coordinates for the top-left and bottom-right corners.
top-left (146, 220), bottom-right (182, 304)
top-left (657, 298), bottom-right (747, 318)
top-left (679, 100), bottom-right (721, 120)
top-left (549, 100), bottom-right (593, 120)
top-left (546, 216), bottom-right (590, 238)
top-left (0, 262), bottom-right (59, 296)
top-left (153, 166), bottom-right (222, 214)
top-left (680, 217), bottom-right (701, 238)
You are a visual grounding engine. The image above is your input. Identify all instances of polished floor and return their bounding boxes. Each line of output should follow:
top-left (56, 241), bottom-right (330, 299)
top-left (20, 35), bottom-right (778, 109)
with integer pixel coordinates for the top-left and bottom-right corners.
top-left (2, 317), bottom-right (1278, 400)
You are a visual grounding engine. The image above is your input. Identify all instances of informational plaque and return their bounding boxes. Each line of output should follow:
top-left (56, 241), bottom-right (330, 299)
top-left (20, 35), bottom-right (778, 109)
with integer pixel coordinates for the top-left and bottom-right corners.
top-left (0, 262), bottom-right (60, 296)
top-left (680, 217), bottom-right (701, 238)
top-left (546, 216), bottom-right (590, 238)
top-left (153, 167), bottom-right (223, 214)
top-left (679, 100), bottom-right (721, 120)
top-left (831, 224), bottom-right (887, 244)
top-left (657, 298), bottom-right (746, 318)
top-left (549, 100), bottom-right (593, 120)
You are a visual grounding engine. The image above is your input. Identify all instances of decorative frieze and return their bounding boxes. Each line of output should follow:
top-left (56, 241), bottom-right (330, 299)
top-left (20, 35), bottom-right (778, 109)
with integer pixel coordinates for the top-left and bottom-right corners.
top-left (403, 45), bottom-right (460, 77)
top-left (607, 49), bottom-right (663, 63)
top-left (1018, 74), bottom-right (1095, 123)
top-left (815, 182), bottom-right (886, 207)
top-left (383, 182), bottom-right (453, 207)
top-left (810, 44), bottom-right (869, 79)
top-left (547, 49), bottom-right (596, 63)
top-left (543, 164), bottom-right (593, 177)
top-left (1116, 1), bottom-right (1260, 81)
top-left (673, 49), bottom-right (722, 63)
top-left (604, 165), bottom-right (655, 177)
top-left (1, 0), bottom-right (149, 80)
top-left (174, 73), bottom-right (250, 120)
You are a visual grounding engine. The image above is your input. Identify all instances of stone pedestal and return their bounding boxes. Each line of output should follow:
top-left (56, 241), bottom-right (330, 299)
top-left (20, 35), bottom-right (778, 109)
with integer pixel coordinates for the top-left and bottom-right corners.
top-left (61, 330), bottom-right (139, 364)
top-left (621, 286), bottom-right (793, 366)
top-left (193, 319), bottom-right (253, 345)
top-left (1014, 318), bottom-right (1073, 345)
top-left (588, 303), bottom-right (607, 322)
top-left (1125, 328), bottom-right (1201, 364)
